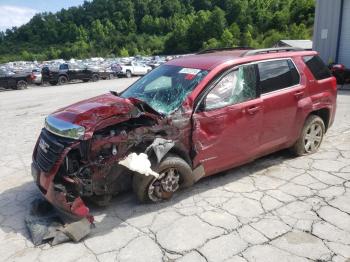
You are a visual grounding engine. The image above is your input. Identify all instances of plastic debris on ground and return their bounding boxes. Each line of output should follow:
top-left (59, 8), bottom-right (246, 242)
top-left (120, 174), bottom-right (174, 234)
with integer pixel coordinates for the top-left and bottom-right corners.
top-left (25, 198), bottom-right (92, 246)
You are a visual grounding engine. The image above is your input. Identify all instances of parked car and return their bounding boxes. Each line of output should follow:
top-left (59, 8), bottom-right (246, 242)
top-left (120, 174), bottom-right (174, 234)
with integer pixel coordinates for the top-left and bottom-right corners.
top-left (0, 69), bottom-right (31, 90)
top-left (32, 69), bottom-right (42, 86)
top-left (111, 63), bottom-right (123, 76)
top-left (31, 47), bottom-right (337, 220)
top-left (91, 66), bottom-right (115, 80)
top-left (118, 61), bottom-right (152, 78)
top-left (329, 63), bottom-right (350, 85)
top-left (42, 63), bottom-right (100, 85)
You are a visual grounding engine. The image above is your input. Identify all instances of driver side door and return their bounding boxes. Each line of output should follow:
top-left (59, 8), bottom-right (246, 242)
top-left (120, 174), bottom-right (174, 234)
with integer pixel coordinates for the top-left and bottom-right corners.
top-left (192, 64), bottom-right (263, 176)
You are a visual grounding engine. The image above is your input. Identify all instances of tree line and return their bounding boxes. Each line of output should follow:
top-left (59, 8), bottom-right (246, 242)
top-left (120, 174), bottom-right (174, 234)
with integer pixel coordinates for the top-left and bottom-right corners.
top-left (0, 0), bottom-right (315, 63)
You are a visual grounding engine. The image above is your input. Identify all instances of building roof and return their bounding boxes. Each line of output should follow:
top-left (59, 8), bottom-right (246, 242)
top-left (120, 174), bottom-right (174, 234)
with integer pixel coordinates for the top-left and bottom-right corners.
top-left (278, 40), bottom-right (313, 50)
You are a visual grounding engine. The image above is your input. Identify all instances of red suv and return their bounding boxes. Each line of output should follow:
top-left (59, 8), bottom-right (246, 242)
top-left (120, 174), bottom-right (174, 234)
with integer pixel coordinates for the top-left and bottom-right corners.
top-left (31, 47), bottom-right (337, 220)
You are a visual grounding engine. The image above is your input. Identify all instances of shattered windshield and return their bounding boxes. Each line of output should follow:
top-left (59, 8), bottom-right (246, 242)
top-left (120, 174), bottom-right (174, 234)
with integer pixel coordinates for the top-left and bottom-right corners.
top-left (121, 65), bottom-right (208, 115)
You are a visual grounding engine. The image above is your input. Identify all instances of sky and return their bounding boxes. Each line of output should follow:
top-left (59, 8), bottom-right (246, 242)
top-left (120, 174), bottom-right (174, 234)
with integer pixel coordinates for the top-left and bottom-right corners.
top-left (0, 0), bottom-right (87, 31)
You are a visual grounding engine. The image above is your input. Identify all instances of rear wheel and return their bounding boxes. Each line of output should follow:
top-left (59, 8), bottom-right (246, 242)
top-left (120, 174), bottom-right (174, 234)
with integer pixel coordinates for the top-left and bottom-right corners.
top-left (91, 74), bottom-right (99, 82)
top-left (58, 76), bottom-right (68, 85)
top-left (132, 155), bottom-right (193, 203)
top-left (16, 80), bottom-right (28, 90)
top-left (126, 70), bottom-right (132, 78)
top-left (291, 115), bottom-right (325, 156)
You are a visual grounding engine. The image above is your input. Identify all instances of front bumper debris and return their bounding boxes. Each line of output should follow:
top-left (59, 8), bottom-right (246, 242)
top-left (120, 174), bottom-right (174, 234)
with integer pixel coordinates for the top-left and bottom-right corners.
top-left (25, 198), bottom-right (93, 246)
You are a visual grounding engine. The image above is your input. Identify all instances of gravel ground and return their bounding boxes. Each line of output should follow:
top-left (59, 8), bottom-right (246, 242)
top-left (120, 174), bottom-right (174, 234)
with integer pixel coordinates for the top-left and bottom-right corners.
top-left (0, 79), bottom-right (349, 262)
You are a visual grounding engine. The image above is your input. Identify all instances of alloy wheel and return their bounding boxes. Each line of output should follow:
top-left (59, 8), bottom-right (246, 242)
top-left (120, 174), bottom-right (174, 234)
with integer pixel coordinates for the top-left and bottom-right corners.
top-left (304, 122), bottom-right (323, 153)
top-left (148, 167), bottom-right (180, 202)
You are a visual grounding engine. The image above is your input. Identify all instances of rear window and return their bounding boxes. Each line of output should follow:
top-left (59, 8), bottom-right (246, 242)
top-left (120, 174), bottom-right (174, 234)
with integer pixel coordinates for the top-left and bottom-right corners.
top-left (258, 59), bottom-right (300, 94)
top-left (303, 55), bottom-right (332, 80)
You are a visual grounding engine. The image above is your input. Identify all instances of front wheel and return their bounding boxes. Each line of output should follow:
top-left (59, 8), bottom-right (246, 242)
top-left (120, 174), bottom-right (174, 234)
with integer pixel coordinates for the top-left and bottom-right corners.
top-left (132, 155), bottom-right (193, 203)
top-left (290, 115), bottom-right (325, 156)
top-left (126, 70), bottom-right (132, 78)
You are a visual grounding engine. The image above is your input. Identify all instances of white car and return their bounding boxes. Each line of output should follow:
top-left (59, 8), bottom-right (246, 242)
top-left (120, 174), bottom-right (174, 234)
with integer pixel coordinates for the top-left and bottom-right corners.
top-left (32, 69), bottom-right (42, 85)
top-left (119, 62), bottom-right (152, 78)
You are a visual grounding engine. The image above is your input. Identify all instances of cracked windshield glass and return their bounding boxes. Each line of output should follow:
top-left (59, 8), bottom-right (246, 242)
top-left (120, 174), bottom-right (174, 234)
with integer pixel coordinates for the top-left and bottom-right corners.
top-left (121, 65), bottom-right (208, 114)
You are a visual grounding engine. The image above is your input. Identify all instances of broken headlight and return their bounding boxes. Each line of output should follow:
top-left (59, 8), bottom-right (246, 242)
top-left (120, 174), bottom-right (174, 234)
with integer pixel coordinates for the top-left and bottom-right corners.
top-left (45, 115), bottom-right (85, 140)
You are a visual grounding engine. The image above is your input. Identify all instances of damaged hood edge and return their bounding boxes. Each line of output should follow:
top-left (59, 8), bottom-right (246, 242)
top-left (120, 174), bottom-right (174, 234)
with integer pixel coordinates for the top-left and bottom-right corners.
top-left (49, 93), bottom-right (163, 139)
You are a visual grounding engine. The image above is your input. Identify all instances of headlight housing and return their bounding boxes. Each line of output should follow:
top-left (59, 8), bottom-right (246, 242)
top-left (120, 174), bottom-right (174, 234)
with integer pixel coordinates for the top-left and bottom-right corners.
top-left (45, 115), bottom-right (85, 140)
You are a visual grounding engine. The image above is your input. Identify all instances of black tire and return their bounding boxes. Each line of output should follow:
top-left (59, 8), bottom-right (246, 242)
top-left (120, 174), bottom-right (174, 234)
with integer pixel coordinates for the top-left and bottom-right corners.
top-left (126, 70), bottom-right (132, 78)
top-left (290, 115), bottom-right (325, 156)
top-left (49, 81), bottom-right (58, 86)
top-left (58, 75), bottom-right (68, 85)
top-left (132, 154), bottom-right (193, 203)
top-left (91, 74), bottom-right (99, 82)
top-left (83, 79), bottom-right (89, 82)
top-left (16, 80), bottom-right (28, 90)
top-left (35, 83), bottom-right (41, 86)
top-left (89, 194), bottom-right (112, 207)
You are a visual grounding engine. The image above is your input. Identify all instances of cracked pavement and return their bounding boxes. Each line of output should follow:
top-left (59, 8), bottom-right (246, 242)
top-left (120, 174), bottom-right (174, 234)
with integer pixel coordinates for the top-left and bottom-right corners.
top-left (0, 80), bottom-right (350, 262)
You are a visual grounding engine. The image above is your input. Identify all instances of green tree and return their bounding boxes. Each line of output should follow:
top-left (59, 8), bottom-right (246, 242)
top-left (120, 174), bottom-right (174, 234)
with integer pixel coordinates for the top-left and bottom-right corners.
top-left (220, 29), bottom-right (235, 47)
top-left (0, 0), bottom-right (315, 62)
top-left (119, 47), bottom-right (129, 57)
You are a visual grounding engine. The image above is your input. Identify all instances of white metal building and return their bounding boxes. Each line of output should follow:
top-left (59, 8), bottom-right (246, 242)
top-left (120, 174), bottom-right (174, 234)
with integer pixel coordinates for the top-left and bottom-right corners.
top-left (313, 0), bottom-right (350, 67)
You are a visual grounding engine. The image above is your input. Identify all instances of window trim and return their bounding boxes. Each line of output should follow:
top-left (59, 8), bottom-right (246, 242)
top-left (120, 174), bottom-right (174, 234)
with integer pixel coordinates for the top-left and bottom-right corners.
top-left (195, 63), bottom-right (260, 112)
top-left (255, 58), bottom-right (301, 96)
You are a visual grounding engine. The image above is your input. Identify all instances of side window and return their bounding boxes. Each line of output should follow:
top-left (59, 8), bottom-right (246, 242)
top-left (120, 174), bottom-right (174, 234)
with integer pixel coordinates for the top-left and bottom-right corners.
top-left (303, 55), bottom-right (332, 80)
top-left (59, 64), bottom-right (69, 70)
top-left (258, 59), bottom-right (300, 94)
top-left (205, 64), bottom-right (257, 110)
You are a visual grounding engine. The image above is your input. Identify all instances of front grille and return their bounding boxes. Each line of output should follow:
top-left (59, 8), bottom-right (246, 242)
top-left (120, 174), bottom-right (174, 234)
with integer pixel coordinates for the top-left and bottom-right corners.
top-left (35, 129), bottom-right (74, 173)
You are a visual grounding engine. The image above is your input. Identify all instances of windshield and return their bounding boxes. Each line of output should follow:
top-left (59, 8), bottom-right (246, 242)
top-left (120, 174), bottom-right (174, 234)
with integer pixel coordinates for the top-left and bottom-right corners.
top-left (121, 65), bottom-right (208, 115)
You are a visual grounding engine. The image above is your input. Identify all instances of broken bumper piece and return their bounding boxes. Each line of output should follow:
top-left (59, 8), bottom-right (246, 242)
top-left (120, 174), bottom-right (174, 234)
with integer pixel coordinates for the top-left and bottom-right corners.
top-left (25, 198), bottom-right (93, 246)
top-left (31, 162), bottom-right (92, 221)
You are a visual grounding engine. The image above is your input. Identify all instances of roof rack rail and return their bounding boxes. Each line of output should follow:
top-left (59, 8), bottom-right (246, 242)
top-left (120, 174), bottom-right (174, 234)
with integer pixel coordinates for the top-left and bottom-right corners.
top-left (197, 47), bottom-right (254, 55)
top-left (241, 47), bottom-right (304, 57)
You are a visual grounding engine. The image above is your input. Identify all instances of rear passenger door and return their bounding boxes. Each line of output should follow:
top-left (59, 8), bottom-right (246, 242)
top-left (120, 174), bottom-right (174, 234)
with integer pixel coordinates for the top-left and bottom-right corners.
top-left (257, 59), bottom-right (303, 152)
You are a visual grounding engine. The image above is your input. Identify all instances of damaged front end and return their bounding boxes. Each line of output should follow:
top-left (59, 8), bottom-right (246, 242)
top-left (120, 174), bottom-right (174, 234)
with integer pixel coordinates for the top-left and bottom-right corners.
top-left (30, 93), bottom-right (189, 245)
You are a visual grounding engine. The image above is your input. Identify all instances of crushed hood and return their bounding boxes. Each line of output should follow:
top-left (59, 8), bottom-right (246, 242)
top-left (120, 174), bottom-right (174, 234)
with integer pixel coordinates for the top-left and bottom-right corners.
top-left (51, 94), bottom-right (135, 127)
top-left (49, 93), bottom-right (162, 139)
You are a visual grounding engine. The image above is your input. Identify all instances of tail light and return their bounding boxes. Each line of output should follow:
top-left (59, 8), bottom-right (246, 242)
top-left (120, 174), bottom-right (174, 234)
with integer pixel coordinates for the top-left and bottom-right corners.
top-left (330, 64), bottom-right (345, 73)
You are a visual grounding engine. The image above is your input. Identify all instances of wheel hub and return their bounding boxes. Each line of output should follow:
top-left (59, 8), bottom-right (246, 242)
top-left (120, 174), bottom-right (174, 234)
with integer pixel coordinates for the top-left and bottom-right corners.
top-left (304, 123), bottom-right (322, 152)
top-left (148, 168), bottom-right (180, 202)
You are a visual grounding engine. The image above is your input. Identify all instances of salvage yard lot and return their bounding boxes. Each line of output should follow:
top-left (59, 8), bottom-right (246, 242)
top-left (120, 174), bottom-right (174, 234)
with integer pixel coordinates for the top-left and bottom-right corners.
top-left (0, 79), bottom-right (350, 262)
